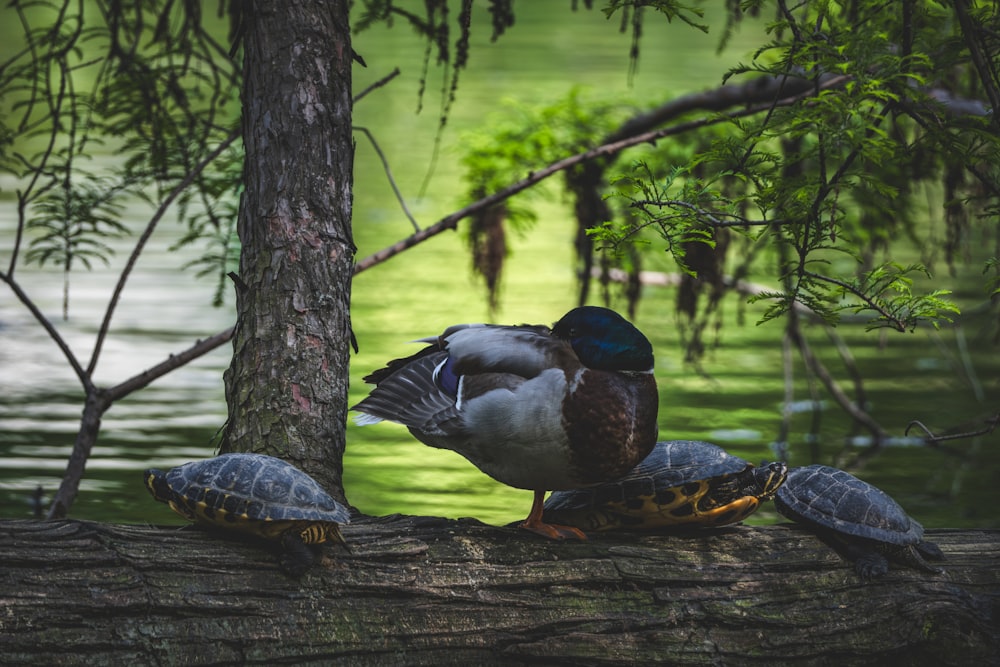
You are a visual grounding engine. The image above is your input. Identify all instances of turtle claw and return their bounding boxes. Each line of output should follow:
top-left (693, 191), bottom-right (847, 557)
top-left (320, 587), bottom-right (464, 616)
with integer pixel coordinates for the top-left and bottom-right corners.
top-left (916, 539), bottom-right (945, 562)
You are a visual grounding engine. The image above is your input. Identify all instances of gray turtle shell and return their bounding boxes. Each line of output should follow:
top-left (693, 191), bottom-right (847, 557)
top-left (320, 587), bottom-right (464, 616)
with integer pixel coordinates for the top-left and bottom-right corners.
top-left (774, 464), bottom-right (922, 545)
top-left (545, 440), bottom-right (752, 511)
top-left (164, 453), bottom-right (350, 524)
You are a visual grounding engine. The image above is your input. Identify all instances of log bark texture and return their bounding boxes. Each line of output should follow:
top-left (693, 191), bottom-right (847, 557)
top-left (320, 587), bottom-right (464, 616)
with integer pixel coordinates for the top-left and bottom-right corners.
top-left (1, 517), bottom-right (997, 666)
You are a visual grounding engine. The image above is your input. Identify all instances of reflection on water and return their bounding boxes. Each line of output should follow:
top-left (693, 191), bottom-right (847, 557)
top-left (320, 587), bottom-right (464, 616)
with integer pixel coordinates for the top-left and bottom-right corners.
top-left (2, 5), bottom-right (999, 530)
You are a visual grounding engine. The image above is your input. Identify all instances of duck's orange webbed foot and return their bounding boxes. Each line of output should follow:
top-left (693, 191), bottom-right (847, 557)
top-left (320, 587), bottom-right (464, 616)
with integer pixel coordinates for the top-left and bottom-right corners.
top-left (520, 489), bottom-right (588, 540)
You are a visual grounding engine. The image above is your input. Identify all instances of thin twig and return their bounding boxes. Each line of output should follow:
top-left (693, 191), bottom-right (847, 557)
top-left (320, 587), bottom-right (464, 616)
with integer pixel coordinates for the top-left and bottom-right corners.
top-left (104, 326), bottom-right (236, 402)
top-left (802, 270), bottom-right (907, 331)
top-left (825, 326), bottom-right (868, 418)
top-left (86, 128), bottom-right (241, 377)
top-left (905, 413), bottom-right (999, 444)
top-left (632, 200), bottom-right (782, 228)
top-left (0, 270), bottom-right (92, 392)
top-left (788, 317), bottom-right (890, 446)
top-left (354, 126), bottom-right (420, 232)
top-left (954, 326), bottom-right (985, 402)
top-left (353, 68), bottom-right (401, 104)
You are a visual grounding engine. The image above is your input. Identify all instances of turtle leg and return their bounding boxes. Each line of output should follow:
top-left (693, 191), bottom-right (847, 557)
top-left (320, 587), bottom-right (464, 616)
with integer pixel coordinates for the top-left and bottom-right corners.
top-left (520, 490), bottom-right (588, 541)
top-left (279, 530), bottom-right (319, 577)
top-left (916, 539), bottom-right (945, 562)
top-left (896, 541), bottom-right (944, 575)
top-left (852, 550), bottom-right (890, 580)
top-left (817, 531), bottom-right (889, 580)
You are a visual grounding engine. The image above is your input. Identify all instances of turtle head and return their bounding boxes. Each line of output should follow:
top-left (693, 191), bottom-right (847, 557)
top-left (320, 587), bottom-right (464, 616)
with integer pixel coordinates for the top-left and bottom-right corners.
top-left (144, 469), bottom-right (173, 503)
top-left (751, 461), bottom-right (788, 499)
top-left (144, 468), bottom-right (197, 521)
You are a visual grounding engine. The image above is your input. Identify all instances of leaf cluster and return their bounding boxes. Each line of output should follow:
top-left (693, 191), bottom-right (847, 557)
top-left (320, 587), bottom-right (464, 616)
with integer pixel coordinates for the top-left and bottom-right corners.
top-left (585, 2), bottom-right (998, 333)
top-left (1, 0), bottom-right (241, 315)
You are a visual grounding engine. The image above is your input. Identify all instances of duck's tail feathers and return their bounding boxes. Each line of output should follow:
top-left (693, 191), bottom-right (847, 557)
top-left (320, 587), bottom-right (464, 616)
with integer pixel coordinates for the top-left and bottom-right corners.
top-left (353, 413), bottom-right (384, 426)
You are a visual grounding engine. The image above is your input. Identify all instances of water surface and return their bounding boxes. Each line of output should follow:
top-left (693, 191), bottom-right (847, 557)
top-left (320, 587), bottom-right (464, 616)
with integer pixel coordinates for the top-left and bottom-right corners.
top-left (1, 5), bottom-right (997, 530)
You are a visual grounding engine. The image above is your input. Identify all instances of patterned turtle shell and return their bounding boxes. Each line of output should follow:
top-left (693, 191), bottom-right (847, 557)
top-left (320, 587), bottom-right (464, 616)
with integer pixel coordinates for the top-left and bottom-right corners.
top-left (543, 440), bottom-right (788, 531)
top-left (145, 453), bottom-right (350, 575)
top-left (774, 464), bottom-right (944, 578)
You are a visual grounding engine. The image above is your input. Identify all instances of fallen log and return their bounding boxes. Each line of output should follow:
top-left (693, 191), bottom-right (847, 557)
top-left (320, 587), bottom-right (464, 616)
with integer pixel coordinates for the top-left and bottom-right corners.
top-left (1, 517), bottom-right (997, 665)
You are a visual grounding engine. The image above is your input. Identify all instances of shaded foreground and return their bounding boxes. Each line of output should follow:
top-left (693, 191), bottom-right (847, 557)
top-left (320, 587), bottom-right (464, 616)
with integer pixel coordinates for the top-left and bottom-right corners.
top-left (1, 517), bottom-right (997, 665)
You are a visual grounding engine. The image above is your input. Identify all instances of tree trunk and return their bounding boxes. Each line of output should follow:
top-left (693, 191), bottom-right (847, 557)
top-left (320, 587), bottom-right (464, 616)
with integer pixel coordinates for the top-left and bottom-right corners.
top-left (2, 517), bottom-right (997, 666)
top-left (222, 0), bottom-right (355, 501)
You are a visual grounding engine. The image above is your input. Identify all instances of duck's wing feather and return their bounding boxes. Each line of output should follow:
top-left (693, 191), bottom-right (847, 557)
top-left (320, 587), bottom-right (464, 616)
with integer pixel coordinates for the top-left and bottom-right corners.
top-left (441, 324), bottom-right (578, 378)
top-left (361, 343), bottom-right (442, 385)
top-left (354, 350), bottom-right (464, 435)
top-left (353, 323), bottom-right (579, 437)
top-left (362, 323), bottom-right (576, 386)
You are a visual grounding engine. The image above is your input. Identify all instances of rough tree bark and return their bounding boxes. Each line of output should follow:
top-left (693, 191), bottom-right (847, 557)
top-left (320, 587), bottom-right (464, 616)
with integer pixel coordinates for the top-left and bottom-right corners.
top-left (222, 0), bottom-right (355, 501)
top-left (1, 517), bottom-right (997, 666)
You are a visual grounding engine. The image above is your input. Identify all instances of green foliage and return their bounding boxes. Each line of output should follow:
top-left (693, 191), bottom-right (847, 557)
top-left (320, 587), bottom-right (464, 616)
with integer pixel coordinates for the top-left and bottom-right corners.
top-left (25, 174), bottom-right (132, 271)
top-left (834, 264), bottom-right (960, 332)
top-left (602, 0), bottom-right (708, 33)
top-left (459, 89), bottom-right (636, 220)
top-left (748, 263), bottom-right (961, 332)
top-left (595, 162), bottom-right (726, 275)
top-left (459, 89), bottom-right (641, 308)
top-left (456, 0), bottom-right (999, 349)
top-left (1, 0), bottom-right (241, 315)
top-left (985, 258), bottom-right (1000, 298)
top-left (657, 5), bottom-right (992, 331)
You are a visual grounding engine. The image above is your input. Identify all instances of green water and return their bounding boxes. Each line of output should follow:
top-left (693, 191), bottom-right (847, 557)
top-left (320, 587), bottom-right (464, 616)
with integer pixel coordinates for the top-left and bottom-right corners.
top-left (1, 5), bottom-right (998, 530)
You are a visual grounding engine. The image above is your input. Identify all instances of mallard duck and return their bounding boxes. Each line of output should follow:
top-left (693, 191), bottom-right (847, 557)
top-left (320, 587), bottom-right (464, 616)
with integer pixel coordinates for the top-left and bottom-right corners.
top-left (352, 306), bottom-right (659, 540)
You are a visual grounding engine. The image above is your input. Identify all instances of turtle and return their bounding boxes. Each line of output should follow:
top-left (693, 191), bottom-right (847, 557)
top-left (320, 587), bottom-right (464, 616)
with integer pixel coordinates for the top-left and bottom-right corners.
top-left (541, 440), bottom-right (788, 532)
top-left (144, 453), bottom-right (351, 576)
top-left (774, 464), bottom-right (945, 580)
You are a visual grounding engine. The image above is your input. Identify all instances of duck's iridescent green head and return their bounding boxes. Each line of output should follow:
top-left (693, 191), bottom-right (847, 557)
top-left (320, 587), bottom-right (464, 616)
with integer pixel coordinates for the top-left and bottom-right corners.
top-left (552, 306), bottom-right (654, 372)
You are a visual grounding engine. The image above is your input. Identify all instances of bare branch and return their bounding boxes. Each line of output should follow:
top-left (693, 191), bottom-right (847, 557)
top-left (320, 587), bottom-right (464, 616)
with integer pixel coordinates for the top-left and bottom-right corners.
top-left (905, 413), bottom-right (1000, 444)
top-left (354, 126), bottom-right (420, 232)
top-left (787, 318), bottom-right (891, 447)
top-left (354, 75), bottom-right (852, 275)
top-left (86, 128), bottom-right (241, 377)
top-left (104, 326), bottom-right (236, 402)
top-left (45, 325), bottom-right (237, 519)
top-left (353, 67), bottom-right (401, 104)
top-left (606, 72), bottom-right (843, 143)
top-left (0, 270), bottom-right (92, 392)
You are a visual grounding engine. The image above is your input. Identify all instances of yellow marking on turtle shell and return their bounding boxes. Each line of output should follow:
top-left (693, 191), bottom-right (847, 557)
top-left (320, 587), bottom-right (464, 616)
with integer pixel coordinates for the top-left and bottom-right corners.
top-left (161, 486), bottom-right (346, 548)
top-left (598, 480), bottom-right (764, 529)
top-left (166, 499), bottom-right (196, 522)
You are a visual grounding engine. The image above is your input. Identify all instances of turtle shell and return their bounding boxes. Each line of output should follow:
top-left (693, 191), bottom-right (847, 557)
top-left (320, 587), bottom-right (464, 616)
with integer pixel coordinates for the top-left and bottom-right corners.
top-left (774, 464), bottom-right (923, 546)
top-left (543, 440), bottom-right (787, 531)
top-left (144, 453), bottom-right (350, 541)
